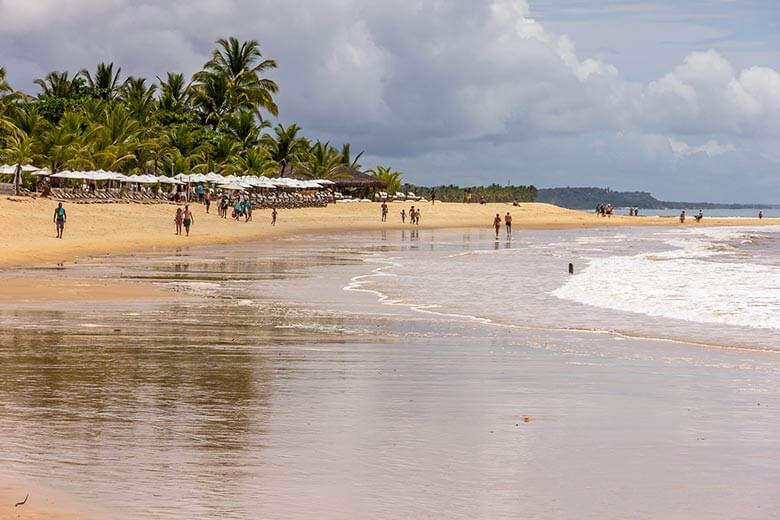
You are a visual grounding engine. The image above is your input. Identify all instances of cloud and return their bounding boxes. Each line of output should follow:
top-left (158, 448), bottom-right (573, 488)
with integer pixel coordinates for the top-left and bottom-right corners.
top-left (0, 0), bottom-right (778, 201)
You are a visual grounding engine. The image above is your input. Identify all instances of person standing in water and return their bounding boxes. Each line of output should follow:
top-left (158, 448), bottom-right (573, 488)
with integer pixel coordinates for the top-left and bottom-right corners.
top-left (271, 207), bottom-right (278, 226)
top-left (53, 203), bottom-right (67, 239)
top-left (505, 212), bottom-right (512, 238)
top-left (381, 202), bottom-right (388, 222)
top-left (680, 210), bottom-right (686, 224)
top-left (493, 213), bottom-right (502, 239)
top-left (183, 205), bottom-right (194, 236)
top-left (401, 209), bottom-right (406, 223)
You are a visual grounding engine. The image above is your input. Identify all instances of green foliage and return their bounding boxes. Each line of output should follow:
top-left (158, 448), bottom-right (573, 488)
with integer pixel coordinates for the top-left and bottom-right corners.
top-left (405, 183), bottom-right (538, 203)
top-left (368, 165), bottom-right (403, 193)
top-left (0, 36), bottom-right (408, 187)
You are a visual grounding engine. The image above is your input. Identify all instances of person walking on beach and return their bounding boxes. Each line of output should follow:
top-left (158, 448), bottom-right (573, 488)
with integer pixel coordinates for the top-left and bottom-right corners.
top-left (414, 208), bottom-right (421, 225)
top-left (409, 205), bottom-right (415, 224)
top-left (430, 188), bottom-right (436, 205)
top-left (680, 210), bottom-right (686, 224)
top-left (401, 209), bottom-right (406, 223)
top-left (53, 203), bottom-right (67, 239)
top-left (244, 198), bottom-right (252, 222)
top-left (493, 213), bottom-right (502, 238)
top-left (174, 207), bottom-right (183, 235)
top-left (505, 212), bottom-right (512, 238)
top-left (204, 192), bottom-right (211, 214)
top-left (183, 205), bottom-right (194, 236)
top-left (695, 209), bottom-right (703, 223)
top-left (759, 211), bottom-right (763, 219)
top-left (271, 207), bottom-right (278, 226)
top-left (381, 202), bottom-right (388, 222)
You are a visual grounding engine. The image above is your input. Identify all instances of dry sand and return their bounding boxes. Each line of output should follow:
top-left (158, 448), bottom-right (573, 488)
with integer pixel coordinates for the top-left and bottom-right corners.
top-left (0, 196), bottom-right (771, 270)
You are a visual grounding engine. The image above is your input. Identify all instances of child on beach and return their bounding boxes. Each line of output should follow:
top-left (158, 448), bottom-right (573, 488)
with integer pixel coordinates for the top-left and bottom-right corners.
top-left (401, 209), bottom-right (406, 223)
top-left (493, 213), bottom-right (501, 238)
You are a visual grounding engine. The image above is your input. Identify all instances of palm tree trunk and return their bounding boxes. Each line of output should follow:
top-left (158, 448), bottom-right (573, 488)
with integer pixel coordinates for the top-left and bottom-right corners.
top-left (13, 163), bottom-right (21, 196)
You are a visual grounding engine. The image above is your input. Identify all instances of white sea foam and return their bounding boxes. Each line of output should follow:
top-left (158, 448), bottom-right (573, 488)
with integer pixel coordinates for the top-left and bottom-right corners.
top-left (552, 228), bottom-right (780, 331)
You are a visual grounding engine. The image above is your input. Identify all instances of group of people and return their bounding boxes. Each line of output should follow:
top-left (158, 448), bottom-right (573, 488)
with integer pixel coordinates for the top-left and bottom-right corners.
top-left (679, 209), bottom-right (704, 223)
top-left (595, 203), bottom-right (613, 217)
top-left (628, 207), bottom-right (640, 216)
top-left (174, 205), bottom-right (195, 236)
top-left (493, 212), bottom-right (513, 239)
top-left (401, 205), bottom-right (421, 225)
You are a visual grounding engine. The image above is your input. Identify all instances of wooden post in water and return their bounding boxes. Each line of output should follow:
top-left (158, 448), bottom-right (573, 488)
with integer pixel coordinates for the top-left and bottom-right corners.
top-left (568, 263), bottom-right (574, 275)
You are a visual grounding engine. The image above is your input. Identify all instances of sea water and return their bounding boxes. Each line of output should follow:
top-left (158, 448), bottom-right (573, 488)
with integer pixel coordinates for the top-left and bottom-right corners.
top-left (1, 225), bottom-right (779, 519)
top-left (337, 225), bottom-right (780, 350)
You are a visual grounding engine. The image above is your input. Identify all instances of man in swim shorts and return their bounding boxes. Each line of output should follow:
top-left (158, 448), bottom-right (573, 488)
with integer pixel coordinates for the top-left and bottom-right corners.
top-left (53, 203), bottom-right (67, 239)
top-left (505, 212), bottom-right (512, 238)
top-left (183, 205), bottom-right (194, 236)
top-left (493, 213), bottom-right (501, 238)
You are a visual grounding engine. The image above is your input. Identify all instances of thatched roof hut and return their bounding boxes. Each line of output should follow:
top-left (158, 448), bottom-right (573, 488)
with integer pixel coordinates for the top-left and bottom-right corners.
top-left (281, 164), bottom-right (387, 190)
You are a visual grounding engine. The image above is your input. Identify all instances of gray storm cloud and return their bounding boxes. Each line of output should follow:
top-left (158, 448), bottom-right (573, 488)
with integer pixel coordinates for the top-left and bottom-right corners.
top-left (1, 0), bottom-right (778, 202)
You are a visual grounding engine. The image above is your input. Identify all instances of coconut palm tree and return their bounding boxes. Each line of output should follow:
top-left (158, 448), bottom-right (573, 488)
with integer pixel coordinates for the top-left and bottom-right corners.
top-left (191, 72), bottom-right (232, 129)
top-left (368, 165), bottom-right (403, 193)
top-left (262, 123), bottom-right (309, 176)
top-left (298, 141), bottom-right (344, 180)
top-left (120, 77), bottom-right (158, 123)
top-left (157, 72), bottom-right (191, 113)
top-left (79, 62), bottom-right (123, 101)
top-left (194, 37), bottom-right (279, 119)
top-left (2, 129), bottom-right (37, 195)
top-left (222, 110), bottom-right (268, 149)
top-left (225, 146), bottom-right (278, 176)
top-left (340, 143), bottom-right (364, 170)
top-left (33, 71), bottom-right (84, 98)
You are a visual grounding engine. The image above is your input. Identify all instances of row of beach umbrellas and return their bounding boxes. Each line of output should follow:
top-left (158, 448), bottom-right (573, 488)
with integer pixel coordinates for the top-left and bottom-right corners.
top-left (0, 165), bottom-right (334, 190)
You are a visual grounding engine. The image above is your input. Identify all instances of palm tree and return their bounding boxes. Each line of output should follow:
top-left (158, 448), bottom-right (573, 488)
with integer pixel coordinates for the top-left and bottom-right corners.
top-left (33, 71), bottom-right (84, 98)
top-left (79, 62), bottom-right (123, 101)
top-left (222, 110), bottom-right (267, 149)
top-left (191, 72), bottom-right (231, 129)
top-left (194, 37), bottom-right (279, 119)
top-left (298, 141), bottom-right (344, 180)
top-left (2, 129), bottom-right (37, 195)
top-left (340, 143), bottom-right (364, 170)
top-left (120, 77), bottom-right (158, 123)
top-left (262, 123), bottom-right (309, 176)
top-left (225, 146), bottom-right (278, 176)
top-left (157, 72), bottom-right (190, 113)
top-left (369, 165), bottom-right (403, 193)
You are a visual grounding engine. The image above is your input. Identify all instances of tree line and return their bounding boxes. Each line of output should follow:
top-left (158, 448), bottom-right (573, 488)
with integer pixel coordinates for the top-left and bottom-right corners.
top-left (0, 37), bottom-right (403, 193)
top-left (402, 183), bottom-right (538, 203)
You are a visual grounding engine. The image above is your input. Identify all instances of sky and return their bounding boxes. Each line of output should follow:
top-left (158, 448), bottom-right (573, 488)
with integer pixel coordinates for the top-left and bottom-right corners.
top-left (0, 0), bottom-right (778, 202)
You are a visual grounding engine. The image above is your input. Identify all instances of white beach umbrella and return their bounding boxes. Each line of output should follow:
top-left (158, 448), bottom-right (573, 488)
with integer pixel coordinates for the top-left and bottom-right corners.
top-left (218, 183), bottom-right (247, 191)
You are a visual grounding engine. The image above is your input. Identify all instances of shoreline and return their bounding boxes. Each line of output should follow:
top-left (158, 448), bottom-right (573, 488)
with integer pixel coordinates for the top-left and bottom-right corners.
top-left (0, 197), bottom-right (775, 270)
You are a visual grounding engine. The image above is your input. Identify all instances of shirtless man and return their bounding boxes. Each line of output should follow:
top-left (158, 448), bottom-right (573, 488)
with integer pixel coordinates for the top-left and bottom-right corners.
top-left (493, 213), bottom-right (501, 239)
top-left (53, 203), bottom-right (67, 239)
top-left (505, 212), bottom-right (512, 238)
top-left (183, 205), bottom-right (194, 236)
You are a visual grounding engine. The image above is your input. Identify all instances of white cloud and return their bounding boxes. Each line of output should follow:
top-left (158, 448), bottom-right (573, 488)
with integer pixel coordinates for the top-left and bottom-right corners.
top-left (0, 0), bottom-right (778, 201)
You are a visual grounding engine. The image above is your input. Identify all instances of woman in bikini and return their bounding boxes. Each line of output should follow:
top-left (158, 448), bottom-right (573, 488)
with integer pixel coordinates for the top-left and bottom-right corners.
top-left (174, 207), bottom-right (183, 235)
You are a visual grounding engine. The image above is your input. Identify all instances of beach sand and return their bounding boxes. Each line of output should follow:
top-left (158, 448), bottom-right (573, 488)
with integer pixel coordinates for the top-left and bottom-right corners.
top-left (0, 196), bottom-right (771, 270)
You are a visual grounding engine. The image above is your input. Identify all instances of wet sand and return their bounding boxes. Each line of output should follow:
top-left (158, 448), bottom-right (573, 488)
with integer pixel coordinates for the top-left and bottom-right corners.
top-left (0, 196), bottom-right (773, 270)
top-left (0, 232), bottom-right (778, 519)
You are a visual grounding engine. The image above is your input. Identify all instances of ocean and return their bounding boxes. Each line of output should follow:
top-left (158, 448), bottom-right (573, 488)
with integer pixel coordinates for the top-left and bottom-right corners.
top-left (1, 224), bottom-right (779, 519)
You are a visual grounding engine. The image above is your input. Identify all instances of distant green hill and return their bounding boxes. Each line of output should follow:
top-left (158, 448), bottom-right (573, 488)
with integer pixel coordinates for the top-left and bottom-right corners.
top-left (536, 187), bottom-right (776, 210)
